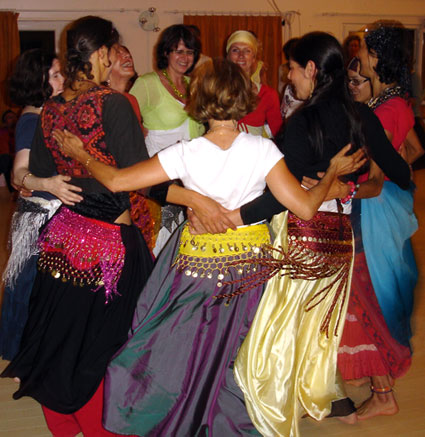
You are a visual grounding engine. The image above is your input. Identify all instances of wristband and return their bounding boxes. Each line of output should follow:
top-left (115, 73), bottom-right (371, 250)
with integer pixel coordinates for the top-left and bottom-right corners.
top-left (84, 156), bottom-right (92, 175)
top-left (340, 181), bottom-right (359, 205)
top-left (21, 172), bottom-right (32, 189)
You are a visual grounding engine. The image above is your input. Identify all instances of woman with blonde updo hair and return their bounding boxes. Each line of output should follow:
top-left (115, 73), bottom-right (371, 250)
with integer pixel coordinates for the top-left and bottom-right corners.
top-left (226, 30), bottom-right (282, 137)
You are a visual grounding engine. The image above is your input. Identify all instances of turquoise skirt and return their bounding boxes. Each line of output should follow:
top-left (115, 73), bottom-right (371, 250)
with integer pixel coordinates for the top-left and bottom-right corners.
top-left (361, 181), bottom-right (418, 347)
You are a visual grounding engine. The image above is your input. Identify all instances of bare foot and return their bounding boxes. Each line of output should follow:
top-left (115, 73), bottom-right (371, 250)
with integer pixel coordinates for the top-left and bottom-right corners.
top-left (357, 392), bottom-right (399, 420)
top-left (336, 412), bottom-right (358, 424)
top-left (13, 377), bottom-right (20, 383)
top-left (345, 377), bottom-right (371, 387)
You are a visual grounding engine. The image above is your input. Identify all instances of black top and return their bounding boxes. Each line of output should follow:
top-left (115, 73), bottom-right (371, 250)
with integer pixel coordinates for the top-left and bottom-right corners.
top-left (240, 100), bottom-right (411, 224)
top-left (30, 88), bottom-right (149, 222)
top-left (15, 112), bottom-right (55, 201)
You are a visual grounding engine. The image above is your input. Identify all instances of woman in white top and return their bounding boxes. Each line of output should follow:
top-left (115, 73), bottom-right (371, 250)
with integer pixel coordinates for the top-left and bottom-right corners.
top-left (56, 58), bottom-right (364, 436)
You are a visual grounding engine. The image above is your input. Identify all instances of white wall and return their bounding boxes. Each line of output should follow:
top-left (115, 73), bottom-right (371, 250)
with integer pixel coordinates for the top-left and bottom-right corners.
top-left (2, 0), bottom-right (425, 76)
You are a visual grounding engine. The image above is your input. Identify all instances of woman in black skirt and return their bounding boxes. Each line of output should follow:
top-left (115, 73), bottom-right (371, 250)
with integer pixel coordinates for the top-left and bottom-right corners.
top-left (1, 16), bottom-right (153, 436)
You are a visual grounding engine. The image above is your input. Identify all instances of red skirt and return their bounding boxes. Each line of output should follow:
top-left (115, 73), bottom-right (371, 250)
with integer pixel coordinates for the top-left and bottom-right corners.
top-left (338, 251), bottom-right (411, 380)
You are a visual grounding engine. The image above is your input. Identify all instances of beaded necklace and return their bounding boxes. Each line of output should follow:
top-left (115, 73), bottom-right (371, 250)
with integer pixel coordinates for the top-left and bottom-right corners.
top-left (367, 85), bottom-right (403, 110)
top-left (162, 69), bottom-right (187, 100)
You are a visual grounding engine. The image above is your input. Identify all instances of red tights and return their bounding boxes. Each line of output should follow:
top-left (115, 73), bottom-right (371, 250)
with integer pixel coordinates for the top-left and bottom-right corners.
top-left (42, 379), bottom-right (122, 437)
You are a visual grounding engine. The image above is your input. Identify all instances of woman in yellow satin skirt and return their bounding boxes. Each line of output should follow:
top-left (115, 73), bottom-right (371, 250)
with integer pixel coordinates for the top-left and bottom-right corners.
top-left (234, 211), bottom-right (354, 436)
top-left (224, 32), bottom-right (411, 436)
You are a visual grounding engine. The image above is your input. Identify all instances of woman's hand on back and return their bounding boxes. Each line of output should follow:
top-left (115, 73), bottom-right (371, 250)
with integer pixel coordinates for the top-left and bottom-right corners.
top-left (187, 206), bottom-right (241, 235)
top-left (53, 129), bottom-right (87, 163)
top-left (329, 144), bottom-right (366, 177)
top-left (188, 194), bottom-right (237, 234)
top-left (44, 174), bottom-right (83, 205)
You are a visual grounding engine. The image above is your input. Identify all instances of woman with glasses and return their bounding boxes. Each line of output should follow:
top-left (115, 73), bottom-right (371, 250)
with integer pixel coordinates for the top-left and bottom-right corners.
top-left (347, 56), bottom-right (372, 103)
top-left (337, 52), bottom-right (412, 418)
top-left (130, 24), bottom-right (205, 256)
top-left (338, 25), bottom-right (423, 420)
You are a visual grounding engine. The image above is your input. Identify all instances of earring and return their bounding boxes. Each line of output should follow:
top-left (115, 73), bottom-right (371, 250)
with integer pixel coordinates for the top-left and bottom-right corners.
top-left (308, 80), bottom-right (314, 99)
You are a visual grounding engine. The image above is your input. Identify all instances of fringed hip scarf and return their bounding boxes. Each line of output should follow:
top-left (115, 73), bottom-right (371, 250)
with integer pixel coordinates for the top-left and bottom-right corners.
top-left (3, 196), bottom-right (61, 288)
top-left (226, 212), bottom-right (353, 336)
top-left (172, 223), bottom-right (271, 301)
top-left (37, 207), bottom-right (125, 303)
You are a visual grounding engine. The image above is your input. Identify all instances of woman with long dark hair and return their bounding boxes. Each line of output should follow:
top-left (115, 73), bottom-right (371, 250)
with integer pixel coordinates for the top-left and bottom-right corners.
top-left (213, 32), bottom-right (412, 436)
top-left (0, 49), bottom-right (82, 361)
top-left (1, 16), bottom-right (153, 436)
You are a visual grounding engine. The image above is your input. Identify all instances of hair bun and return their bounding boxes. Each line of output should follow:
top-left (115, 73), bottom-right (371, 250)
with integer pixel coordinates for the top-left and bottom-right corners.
top-left (66, 48), bottom-right (81, 62)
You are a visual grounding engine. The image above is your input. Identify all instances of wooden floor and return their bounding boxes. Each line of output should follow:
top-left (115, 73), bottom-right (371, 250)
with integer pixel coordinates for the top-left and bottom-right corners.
top-left (0, 171), bottom-right (424, 436)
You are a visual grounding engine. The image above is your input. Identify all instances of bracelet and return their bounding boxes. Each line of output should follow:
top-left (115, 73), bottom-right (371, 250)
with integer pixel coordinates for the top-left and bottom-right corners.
top-left (370, 385), bottom-right (393, 394)
top-left (84, 156), bottom-right (92, 175)
top-left (21, 172), bottom-right (32, 189)
top-left (341, 181), bottom-right (359, 205)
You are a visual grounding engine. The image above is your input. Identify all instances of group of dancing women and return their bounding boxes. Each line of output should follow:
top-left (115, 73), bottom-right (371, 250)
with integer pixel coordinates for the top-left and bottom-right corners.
top-left (0, 14), bottom-right (421, 437)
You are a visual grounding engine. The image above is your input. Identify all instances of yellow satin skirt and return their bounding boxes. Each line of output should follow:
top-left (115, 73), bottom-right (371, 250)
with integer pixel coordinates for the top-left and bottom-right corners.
top-left (234, 211), bottom-right (354, 437)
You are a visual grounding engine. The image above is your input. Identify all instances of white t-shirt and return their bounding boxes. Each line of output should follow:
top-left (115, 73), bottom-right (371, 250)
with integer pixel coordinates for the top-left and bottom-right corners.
top-left (158, 132), bottom-right (284, 210)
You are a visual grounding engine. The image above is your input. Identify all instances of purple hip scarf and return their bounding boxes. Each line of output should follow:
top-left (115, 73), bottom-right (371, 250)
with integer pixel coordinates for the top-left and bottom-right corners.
top-left (37, 207), bottom-right (125, 303)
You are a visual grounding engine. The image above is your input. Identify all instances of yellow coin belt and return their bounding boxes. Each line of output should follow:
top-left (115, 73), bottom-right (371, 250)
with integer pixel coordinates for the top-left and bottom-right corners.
top-left (173, 223), bottom-right (271, 287)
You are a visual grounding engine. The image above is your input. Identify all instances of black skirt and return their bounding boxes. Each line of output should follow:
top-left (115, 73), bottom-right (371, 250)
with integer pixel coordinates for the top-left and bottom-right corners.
top-left (1, 221), bottom-right (154, 414)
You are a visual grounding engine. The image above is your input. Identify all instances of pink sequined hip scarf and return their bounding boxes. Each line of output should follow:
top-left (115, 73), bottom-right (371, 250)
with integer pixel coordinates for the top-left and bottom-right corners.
top-left (37, 207), bottom-right (125, 303)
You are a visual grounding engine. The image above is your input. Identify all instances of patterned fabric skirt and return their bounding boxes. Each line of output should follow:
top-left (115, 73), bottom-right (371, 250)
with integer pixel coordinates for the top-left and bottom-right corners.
top-left (338, 200), bottom-right (412, 381)
top-left (234, 211), bottom-right (354, 437)
top-left (0, 196), bottom-right (61, 360)
top-left (129, 190), bottom-right (160, 256)
top-left (361, 181), bottom-right (418, 347)
top-left (103, 222), bottom-right (271, 436)
top-left (1, 207), bottom-right (153, 414)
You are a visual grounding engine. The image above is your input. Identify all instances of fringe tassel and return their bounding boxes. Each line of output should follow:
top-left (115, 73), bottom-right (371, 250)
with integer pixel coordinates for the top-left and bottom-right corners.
top-left (37, 207), bottom-right (125, 303)
top-left (221, 240), bottom-right (352, 337)
top-left (2, 199), bottom-right (61, 288)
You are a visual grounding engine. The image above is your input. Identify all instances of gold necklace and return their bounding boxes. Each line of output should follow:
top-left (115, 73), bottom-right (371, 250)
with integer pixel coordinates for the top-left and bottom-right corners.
top-left (207, 122), bottom-right (238, 134)
top-left (162, 69), bottom-right (187, 99)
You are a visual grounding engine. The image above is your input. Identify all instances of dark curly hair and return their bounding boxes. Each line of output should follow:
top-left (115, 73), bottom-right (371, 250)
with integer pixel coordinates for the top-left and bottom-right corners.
top-left (288, 31), bottom-right (365, 157)
top-left (9, 49), bottom-right (56, 107)
top-left (65, 15), bottom-right (119, 86)
top-left (364, 26), bottom-right (411, 96)
top-left (156, 25), bottom-right (201, 74)
top-left (186, 58), bottom-right (256, 122)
